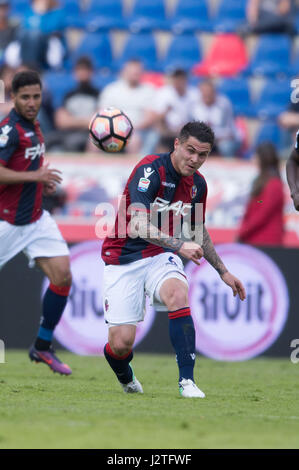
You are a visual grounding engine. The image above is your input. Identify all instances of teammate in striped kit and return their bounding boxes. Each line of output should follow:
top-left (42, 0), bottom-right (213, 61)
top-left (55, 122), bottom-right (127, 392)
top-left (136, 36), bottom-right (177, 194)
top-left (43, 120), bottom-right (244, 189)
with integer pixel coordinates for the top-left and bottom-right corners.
top-left (102, 121), bottom-right (246, 397)
top-left (0, 70), bottom-right (72, 375)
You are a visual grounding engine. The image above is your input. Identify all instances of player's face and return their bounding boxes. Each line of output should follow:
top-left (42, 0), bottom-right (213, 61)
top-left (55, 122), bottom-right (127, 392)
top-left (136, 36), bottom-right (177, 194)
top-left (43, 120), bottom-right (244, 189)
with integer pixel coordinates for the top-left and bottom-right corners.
top-left (12, 84), bottom-right (42, 122)
top-left (172, 136), bottom-right (211, 176)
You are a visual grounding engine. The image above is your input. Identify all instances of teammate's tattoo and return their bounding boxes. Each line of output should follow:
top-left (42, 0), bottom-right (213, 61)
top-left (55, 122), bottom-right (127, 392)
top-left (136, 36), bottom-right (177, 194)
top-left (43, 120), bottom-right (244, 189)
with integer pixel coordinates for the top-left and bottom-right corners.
top-left (202, 225), bottom-right (228, 276)
top-left (129, 211), bottom-right (184, 252)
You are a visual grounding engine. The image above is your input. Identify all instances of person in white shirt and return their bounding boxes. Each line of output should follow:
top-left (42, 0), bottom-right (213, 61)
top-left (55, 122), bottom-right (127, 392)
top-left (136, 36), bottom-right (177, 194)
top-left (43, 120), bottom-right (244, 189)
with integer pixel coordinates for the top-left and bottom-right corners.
top-left (150, 68), bottom-right (198, 152)
top-left (191, 80), bottom-right (242, 158)
top-left (98, 58), bottom-right (159, 155)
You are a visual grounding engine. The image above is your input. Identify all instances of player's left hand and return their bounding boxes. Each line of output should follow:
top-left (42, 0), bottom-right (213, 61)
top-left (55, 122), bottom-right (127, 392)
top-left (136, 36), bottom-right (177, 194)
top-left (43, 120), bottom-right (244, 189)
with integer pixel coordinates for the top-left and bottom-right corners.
top-left (220, 271), bottom-right (246, 301)
top-left (43, 182), bottom-right (56, 196)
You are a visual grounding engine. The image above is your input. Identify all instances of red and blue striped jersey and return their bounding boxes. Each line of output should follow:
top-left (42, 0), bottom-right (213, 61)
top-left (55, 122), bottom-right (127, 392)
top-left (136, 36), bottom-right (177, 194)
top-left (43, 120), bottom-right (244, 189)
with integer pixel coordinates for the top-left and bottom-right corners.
top-left (102, 152), bottom-right (208, 265)
top-left (0, 108), bottom-right (45, 225)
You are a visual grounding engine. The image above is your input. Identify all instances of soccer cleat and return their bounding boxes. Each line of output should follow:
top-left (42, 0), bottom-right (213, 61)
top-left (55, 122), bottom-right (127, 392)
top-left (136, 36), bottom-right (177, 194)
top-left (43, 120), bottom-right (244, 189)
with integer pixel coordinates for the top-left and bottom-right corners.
top-left (29, 346), bottom-right (72, 376)
top-left (179, 378), bottom-right (205, 398)
top-left (121, 373), bottom-right (143, 394)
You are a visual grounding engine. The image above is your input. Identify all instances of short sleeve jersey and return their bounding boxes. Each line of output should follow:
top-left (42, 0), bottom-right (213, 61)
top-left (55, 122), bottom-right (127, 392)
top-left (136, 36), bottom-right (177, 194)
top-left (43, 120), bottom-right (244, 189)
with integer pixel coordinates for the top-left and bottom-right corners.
top-left (0, 108), bottom-right (45, 225)
top-left (101, 152), bottom-right (208, 265)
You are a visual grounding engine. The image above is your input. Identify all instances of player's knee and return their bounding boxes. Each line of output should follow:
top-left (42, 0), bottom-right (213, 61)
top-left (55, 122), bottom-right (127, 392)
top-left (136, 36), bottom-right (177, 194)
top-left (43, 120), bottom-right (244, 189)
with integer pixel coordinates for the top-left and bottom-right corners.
top-left (164, 287), bottom-right (188, 311)
top-left (110, 339), bottom-right (133, 357)
top-left (51, 268), bottom-right (72, 287)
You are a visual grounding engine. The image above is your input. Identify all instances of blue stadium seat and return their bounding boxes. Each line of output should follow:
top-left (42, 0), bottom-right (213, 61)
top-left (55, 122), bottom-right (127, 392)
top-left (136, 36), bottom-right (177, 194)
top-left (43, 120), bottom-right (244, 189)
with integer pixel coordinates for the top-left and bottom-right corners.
top-left (171, 0), bottom-right (212, 34)
top-left (43, 71), bottom-right (76, 108)
top-left (128, 0), bottom-right (169, 33)
top-left (60, 0), bottom-right (84, 29)
top-left (253, 121), bottom-right (284, 150)
top-left (161, 34), bottom-right (201, 73)
top-left (252, 79), bottom-right (290, 119)
top-left (213, 0), bottom-right (246, 32)
top-left (69, 33), bottom-right (113, 70)
top-left (245, 35), bottom-right (292, 77)
top-left (84, 0), bottom-right (126, 31)
top-left (217, 78), bottom-right (252, 117)
top-left (113, 33), bottom-right (159, 71)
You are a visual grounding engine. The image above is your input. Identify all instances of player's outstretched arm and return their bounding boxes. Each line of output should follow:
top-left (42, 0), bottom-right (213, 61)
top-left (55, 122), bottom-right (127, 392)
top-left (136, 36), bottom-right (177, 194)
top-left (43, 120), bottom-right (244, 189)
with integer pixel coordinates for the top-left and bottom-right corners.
top-left (202, 225), bottom-right (246, 300)
top-left (0, 162), bottom-right (62, 186)
top-left (286, 147), bottom-right (299, 211)
top-left (129, 211), bottom-right (204, 265)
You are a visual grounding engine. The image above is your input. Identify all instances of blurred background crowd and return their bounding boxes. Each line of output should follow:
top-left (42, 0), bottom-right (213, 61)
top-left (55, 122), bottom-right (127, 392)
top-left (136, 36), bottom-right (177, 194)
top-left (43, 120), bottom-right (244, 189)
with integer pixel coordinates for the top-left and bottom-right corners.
top-left (1, 0), bottom-right (299, 160)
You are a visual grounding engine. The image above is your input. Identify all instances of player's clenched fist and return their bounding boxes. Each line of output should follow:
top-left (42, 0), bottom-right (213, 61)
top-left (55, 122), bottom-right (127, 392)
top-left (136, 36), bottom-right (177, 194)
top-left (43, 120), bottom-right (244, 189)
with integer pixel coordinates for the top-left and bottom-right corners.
top-left (178, 241), bottom-right (204, 265)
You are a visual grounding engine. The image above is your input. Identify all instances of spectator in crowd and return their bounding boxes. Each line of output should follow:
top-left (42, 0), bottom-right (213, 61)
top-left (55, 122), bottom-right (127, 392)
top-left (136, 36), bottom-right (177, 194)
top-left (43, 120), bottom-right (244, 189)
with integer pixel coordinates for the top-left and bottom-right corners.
top-left (46, 56), bottom-right (100, 152)
top-left (5, 0), bottom-right (66, 70)
top-left (0, 63), bottom-right (15, 120)
top-left (98, 58), bottom-right (159, 155)
top-left (191, 80), bottom-right (242, 157)
top-left (149, 68), bottom-right (198, 152)
top-left (242, 0), bottom-right (296, 35)
top-left (0, 0), bottom-right (19, 63)
top-left (237, 142), bottom-right (284, 246)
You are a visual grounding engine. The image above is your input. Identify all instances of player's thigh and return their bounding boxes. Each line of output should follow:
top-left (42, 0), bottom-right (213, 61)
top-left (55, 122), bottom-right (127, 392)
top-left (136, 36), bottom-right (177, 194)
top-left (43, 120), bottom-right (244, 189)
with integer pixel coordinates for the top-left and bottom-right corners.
top-left (0, 220), bottom-right (29, 269)
top-left (23, 211), bottom-right (70, 275)
top-left (103, 260), bottom-right (148, 325)
top-left (108, 324), bottom-right (137, 355)
top-left (35, 255), bottom-right (72, 286)
top-left (145, 252), bottom-right (189, 310)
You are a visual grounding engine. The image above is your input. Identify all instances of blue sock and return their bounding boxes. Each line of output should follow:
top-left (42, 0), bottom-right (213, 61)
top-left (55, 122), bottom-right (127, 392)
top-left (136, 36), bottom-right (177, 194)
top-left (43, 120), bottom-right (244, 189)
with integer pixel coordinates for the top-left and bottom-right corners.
top-left (35, 283), bottom-right (70, 350)
top-left (168, 307), bottom-right (196, 382)
top-left (104, 343), bottom-right (133, 384)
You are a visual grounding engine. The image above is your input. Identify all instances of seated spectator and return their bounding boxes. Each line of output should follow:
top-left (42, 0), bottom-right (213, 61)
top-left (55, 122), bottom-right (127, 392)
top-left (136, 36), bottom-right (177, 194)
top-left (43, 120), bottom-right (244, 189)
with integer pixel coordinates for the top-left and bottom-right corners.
top-left (237, 142), bottom-right (284, 246)
top-left (191, 80), bottom-right (242, 157)
top-left (5, 0), bottom-right (66, 70)
top-left (241, 0), bottom-right (296, 35)
top-left (0, 63), bottom-right (14, 120)
top-left (46, 56), bottom-right (100, 152)
top-left (0, 0), bottom-right (19, 63)
top-left (98, 58), bottom-right (159, 155)
top-left (149, 68), bottom-right (198, 152)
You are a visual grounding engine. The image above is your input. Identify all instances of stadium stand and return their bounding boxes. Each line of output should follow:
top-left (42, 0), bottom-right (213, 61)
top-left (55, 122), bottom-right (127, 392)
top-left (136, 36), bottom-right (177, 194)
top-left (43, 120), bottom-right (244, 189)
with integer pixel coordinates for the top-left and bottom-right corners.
top-left (68, 32), bottom-right (113, 70)
top-left (128, 0), bottom-right (169, 33)
top-left (84, 0), bottom-right (127, 32)
top-left (113, 32), bottom-right (159, 71)
top-left (213, 0), bottom-right (247, 33)
top-left (252, 79), bottom-right (291, 120)
top-left (161, 33), bottom-right (201, 73)
top-left (217, 78), bottom-right (252, 117)
top-left (171, 0), bottom-right (212, 34)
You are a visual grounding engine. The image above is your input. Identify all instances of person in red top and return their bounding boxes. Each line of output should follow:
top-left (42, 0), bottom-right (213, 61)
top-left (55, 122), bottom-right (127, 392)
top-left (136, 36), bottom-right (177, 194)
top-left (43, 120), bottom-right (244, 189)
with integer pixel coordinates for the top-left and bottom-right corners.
top-left (0, 70), bottom-right (72, 375)
top-left (237, 142), bottom-right (284, 245)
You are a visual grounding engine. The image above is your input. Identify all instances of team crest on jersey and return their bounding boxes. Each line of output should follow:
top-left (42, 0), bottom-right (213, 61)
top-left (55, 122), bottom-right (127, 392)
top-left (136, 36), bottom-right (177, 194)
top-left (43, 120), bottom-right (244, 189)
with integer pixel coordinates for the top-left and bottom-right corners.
top-left (0, 125), bottom-right (12, 147)
top-left (190, 185), bottom-right (197, 199)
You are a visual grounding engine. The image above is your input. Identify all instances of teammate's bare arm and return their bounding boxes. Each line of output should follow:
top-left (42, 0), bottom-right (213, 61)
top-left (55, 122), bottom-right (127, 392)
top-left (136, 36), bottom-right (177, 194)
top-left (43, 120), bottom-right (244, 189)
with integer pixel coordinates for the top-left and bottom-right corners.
top-left (130, 211), bottom-right (203, 265)
top-left (286, 148), bottom-right (299, 211)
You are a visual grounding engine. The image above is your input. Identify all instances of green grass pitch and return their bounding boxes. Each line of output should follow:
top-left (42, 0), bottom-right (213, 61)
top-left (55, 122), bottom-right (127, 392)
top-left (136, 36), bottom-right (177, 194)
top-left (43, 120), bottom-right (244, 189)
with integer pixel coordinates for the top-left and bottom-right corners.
top-left (0, 351), bottom-right (298, 449)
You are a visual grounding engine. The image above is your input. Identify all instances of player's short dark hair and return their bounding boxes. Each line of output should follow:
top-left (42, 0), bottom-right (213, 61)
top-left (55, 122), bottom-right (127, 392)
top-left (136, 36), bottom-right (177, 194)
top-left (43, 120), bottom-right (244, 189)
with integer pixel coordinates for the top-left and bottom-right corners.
top-left (12, 70), bottom-right (42, 94)
top-left (169, 68), bottom-right (187, 78)
top-left (178, 121), bottom-right (215, 147)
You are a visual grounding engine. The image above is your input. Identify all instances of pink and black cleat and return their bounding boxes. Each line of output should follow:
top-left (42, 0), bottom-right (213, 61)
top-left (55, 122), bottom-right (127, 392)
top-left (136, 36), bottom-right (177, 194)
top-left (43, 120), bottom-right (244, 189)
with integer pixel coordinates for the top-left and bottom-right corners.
top-left (29, 346), bottom-right (72, 376)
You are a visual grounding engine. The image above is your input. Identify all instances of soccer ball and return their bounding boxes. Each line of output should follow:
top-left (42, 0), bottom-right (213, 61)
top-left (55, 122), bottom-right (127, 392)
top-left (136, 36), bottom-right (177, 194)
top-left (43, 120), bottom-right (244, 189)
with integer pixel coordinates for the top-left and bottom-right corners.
top-left (89, 107), bottom-right (133, 153)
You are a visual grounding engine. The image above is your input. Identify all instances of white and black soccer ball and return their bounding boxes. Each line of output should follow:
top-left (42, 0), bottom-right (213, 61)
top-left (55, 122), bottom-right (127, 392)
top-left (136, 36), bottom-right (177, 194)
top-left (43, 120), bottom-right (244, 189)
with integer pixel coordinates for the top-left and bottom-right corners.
top-left (89, 107), bottom-right (133, 153)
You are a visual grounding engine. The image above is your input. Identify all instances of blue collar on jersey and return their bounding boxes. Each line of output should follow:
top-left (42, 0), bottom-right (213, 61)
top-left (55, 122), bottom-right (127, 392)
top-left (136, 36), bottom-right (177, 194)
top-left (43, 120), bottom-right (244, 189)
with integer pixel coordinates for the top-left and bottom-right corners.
top-left (158, 151), bottom-right (181, 181)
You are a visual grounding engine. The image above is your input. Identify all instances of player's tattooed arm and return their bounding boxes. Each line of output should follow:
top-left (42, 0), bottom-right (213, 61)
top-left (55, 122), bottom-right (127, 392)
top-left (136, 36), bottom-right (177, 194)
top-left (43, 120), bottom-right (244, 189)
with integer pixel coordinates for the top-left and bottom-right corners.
top-left (286, 148), bottom-right (299, 210)
top-left (129, 210), bottom-right (184, 251)
top-left (202, 225), bottom-right (228, 275)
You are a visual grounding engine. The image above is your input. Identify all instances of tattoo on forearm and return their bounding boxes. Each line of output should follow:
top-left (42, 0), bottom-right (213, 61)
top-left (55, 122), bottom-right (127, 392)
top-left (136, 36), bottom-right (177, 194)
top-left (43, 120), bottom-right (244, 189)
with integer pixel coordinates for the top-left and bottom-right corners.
top-left (202, 226), bottom-right (228, 275)
top-left (129, 211), bottom-right (184, 252)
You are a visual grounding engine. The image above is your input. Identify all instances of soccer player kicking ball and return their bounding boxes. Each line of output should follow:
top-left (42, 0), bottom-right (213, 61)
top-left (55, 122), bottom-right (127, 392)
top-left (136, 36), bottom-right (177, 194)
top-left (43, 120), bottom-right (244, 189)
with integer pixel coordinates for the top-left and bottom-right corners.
top-left (0, 71), bottom-right (72, 375)
top-left (286, 131), bottom-right (299, 211)
top-left (102, 121), bottom-right (246, 398)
